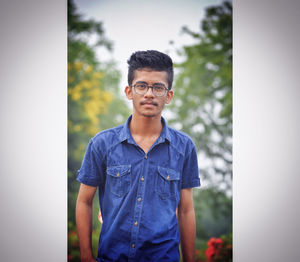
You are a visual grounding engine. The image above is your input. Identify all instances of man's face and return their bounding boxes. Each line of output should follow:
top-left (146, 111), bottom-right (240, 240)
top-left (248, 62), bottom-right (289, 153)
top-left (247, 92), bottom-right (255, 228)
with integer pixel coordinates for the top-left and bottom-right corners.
top-left (125, 69), bottom-right (173, 118)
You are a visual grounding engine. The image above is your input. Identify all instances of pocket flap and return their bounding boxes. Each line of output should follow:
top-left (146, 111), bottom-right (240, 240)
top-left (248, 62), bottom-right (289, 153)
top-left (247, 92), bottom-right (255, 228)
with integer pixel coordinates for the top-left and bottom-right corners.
top-left (158, 166), bottom-right (180, 181)
top-left (107, 165), bottom-right (131, 177)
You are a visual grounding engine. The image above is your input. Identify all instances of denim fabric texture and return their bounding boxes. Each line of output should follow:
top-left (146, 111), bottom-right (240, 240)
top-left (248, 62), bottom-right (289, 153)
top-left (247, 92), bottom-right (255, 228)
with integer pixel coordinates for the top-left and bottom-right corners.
top-left (77, 115), bottom-right (200, 261)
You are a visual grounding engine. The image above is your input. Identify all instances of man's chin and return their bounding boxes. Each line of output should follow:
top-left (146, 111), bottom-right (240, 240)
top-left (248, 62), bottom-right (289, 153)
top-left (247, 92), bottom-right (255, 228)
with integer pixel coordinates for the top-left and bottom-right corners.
top-left (140, 111), bottom-right (160, 118)
top-left (141, 113), bottom-right (157, 118)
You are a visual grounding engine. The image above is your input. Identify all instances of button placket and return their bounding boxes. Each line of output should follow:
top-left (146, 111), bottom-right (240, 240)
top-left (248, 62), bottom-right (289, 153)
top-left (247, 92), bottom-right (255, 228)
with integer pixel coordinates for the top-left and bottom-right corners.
top-left (129, 153), bottom-right (149, 258)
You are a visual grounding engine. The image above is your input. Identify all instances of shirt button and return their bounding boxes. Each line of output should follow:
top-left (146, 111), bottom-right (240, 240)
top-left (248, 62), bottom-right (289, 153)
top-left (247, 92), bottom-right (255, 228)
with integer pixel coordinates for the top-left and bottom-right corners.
top-left (116, 172), bottom-right (120, 177)
top-left (144, 155), bottom-right (147, 159)
top-left (137, 197), bottom-right (142, 202)
top-left (166, 175), bottom-right (170, 180)
top-left (134, 221), bottom-right (138, 226)
top-left (132, 243), bottom-right (135, 248)
top-left (141, 176), bottom-right (144, 181)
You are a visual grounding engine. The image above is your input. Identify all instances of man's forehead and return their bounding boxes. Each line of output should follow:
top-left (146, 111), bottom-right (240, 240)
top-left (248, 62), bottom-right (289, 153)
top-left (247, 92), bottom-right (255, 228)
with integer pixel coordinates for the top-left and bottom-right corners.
top-left (133, 68), bottom-right (168, 82)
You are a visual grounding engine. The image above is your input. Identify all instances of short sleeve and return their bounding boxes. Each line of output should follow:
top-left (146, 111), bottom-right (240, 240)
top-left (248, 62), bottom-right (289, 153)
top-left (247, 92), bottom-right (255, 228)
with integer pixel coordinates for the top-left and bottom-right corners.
top-left (76, 139), bottom-right (105, 187)
top-left (181, 142), bottom-right (201, 189)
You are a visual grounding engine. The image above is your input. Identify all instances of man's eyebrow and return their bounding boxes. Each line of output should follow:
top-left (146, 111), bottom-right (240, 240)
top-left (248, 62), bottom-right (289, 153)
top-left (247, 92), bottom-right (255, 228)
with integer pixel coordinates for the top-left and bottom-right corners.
top-left (152, 83), bottom-right (166, 86)
top-left (135, 81), bottom-right (166, 86)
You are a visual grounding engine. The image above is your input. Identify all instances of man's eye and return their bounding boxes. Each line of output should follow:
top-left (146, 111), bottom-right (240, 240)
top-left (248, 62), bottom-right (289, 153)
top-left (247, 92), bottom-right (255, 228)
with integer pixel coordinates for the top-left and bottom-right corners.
top-left (136, 84), bottom-right (147, 89)
top-left (154, 86), bottom-right (165, 91)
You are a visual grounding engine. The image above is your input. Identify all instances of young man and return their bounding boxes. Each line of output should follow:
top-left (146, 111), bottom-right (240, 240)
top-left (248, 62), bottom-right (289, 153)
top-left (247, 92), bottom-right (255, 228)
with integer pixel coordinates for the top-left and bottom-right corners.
top-left (76, 50), bottom-right (200, 262)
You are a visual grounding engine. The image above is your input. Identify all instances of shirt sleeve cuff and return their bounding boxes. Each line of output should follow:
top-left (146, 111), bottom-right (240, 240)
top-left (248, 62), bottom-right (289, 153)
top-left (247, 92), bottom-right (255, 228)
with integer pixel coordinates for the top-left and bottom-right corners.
top-left (181, 178), bottom-right (201, 189)
top-left (76, 174), bottom-right (100, 187)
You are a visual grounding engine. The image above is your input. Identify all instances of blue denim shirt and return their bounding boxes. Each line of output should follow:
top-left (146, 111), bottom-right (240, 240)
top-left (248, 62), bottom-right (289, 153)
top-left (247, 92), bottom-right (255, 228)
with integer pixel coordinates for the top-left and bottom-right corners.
top-left (77, 115), bottom-right (200, 262)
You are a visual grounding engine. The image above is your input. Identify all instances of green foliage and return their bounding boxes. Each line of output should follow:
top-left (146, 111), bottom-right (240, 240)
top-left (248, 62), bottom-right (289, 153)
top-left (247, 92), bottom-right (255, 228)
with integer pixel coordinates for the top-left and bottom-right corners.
top-left (170, 1), bottom-right (232, 253)
top-left (68, 219), bottom-right (102, 262)
top-left (68, 0), bottom-right (112, 65)
top-left (193, 188), bottom-right (232, 246)
top-left (68, 221), bottom-right (80, 261)
top-left (168, 1), bottom-right (232, 191)
top-left (68, 0), bottom-right (129, 260)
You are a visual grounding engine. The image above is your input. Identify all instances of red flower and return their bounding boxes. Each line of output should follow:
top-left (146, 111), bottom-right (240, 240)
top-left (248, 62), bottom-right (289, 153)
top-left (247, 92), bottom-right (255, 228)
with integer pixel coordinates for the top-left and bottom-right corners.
top-left (205, 237), bottom-right (225, 261)
top-left (205, 246), bottom-right (215, 258)
top-left (207, 237), bottom-right (223, 247)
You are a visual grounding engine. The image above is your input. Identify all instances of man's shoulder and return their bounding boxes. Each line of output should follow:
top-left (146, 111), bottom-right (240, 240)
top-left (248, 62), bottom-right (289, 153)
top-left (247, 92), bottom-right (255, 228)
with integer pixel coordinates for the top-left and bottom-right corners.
top-left (90, 124), bottom-right (124, 149)
top-left (167, 125), bottom-right (196, 153)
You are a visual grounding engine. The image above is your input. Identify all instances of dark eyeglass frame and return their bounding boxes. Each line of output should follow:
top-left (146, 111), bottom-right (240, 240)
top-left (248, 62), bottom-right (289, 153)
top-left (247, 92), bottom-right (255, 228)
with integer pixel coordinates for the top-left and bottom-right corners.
top-left (131, 82), bottom-right (169, 97)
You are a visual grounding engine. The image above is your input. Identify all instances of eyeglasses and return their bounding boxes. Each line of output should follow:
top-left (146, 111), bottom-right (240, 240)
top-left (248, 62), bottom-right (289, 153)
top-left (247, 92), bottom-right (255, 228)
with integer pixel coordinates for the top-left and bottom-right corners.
top-left (131, 82), bottom-right (169, 97)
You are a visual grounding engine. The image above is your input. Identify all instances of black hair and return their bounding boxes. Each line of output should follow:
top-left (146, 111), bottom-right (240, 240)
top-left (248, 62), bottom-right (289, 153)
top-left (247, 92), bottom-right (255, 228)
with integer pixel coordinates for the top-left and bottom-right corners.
top-left (127, 50), bottom-right (174, 89)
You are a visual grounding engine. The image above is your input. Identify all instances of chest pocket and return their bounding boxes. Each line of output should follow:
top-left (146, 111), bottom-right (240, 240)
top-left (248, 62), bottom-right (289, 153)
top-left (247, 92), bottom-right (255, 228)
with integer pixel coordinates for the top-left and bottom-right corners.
top-left (106, 165), bottom-right (131, 197)
top-left (156, 166), bottom-right (180, 200)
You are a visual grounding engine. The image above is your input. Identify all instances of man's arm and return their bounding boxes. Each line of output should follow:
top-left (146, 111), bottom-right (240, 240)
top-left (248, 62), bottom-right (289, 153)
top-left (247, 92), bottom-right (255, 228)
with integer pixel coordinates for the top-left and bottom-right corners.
top-left (178, 188), bottom-right (196, 262)
top-left (76, 183), bottom-right (98, 262)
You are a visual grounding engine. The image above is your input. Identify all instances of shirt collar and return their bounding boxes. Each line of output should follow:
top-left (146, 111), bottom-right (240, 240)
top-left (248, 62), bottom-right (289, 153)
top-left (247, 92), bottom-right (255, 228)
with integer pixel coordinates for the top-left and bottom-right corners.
top-left (119, 115), bottom-right (132, 143)
top-left (119, 115), bottom-right (172, 144)
top-left (160, 116), bottom-right (172, 143)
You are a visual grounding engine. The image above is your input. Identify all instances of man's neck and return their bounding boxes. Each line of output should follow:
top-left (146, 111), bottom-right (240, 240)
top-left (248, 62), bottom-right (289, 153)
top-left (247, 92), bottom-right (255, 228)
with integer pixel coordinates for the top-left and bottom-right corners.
top-left (129, 113), bottom-right (162, 138)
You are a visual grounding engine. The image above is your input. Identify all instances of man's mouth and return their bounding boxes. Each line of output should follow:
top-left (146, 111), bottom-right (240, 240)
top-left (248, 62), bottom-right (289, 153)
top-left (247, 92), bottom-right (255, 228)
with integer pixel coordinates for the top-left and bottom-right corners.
top-left (140, 101), bottom-right (158, 106)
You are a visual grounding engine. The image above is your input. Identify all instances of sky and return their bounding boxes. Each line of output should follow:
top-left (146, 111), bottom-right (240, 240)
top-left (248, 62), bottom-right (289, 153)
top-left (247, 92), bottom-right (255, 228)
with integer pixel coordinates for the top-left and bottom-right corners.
top-left (73, 0), bottom-right (223, 89)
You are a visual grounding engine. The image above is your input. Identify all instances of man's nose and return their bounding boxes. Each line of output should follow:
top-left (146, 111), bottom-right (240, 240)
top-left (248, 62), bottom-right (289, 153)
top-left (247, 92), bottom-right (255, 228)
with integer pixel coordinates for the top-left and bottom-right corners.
top-left (144, 86), bottom-right (155, 97)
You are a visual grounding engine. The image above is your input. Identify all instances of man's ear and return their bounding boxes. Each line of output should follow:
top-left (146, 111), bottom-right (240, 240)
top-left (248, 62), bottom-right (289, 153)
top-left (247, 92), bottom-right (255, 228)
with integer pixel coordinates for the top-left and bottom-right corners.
top-left (165, 90), bottom-right (174, 104)
top-left (125, 86), bottom-right (133, 100)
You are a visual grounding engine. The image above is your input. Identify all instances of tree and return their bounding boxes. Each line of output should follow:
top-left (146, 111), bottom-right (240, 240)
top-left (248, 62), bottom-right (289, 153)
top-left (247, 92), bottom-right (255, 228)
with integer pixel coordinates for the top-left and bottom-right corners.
top-left (168, 1), bottom-right (232, 193)
top-left (68, 0), bottom-right (129, 260)
top-left (167, 2), bottom-right (232, 248)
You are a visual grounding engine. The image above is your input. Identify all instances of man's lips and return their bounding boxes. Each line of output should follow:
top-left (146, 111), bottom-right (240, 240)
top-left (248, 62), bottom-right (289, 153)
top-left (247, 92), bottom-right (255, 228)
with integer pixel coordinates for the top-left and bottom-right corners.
top-left (140, 101), bottom-right (158, 106)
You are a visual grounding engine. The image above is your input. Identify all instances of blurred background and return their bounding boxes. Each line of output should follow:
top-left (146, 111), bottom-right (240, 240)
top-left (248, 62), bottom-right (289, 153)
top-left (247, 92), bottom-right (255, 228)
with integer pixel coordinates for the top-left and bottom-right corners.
top-left (68, 0), bottom-right (232, 261)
